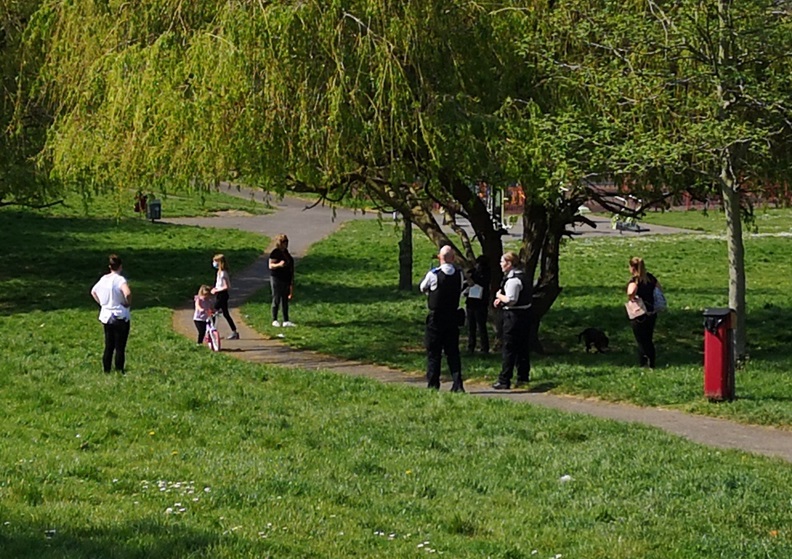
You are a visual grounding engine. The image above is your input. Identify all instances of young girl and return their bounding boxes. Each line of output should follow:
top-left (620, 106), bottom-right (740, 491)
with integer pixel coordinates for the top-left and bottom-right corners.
top-left (193, 284), bottom-right (214, 345)
top-left (211, 254), bottom-right (239, 339)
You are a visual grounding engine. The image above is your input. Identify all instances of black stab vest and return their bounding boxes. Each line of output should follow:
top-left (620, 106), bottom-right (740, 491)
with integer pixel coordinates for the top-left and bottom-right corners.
top-left (428, 268), bottom-right (462, 311)
top-left (500, 269), bottom-right (532, 308)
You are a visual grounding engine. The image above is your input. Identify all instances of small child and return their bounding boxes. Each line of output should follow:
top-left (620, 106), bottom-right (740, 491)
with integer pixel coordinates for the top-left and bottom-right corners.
top-left (193, 285), bottom-right (214, 345)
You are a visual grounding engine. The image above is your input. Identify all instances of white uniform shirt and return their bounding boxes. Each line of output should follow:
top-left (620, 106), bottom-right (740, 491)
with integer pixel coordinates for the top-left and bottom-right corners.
top-left (420, 263), bottom-right (463, 293)
top-left (501, 270), bottom-right (524, 308)
top-left (92, 273), bottom-right (130, 323)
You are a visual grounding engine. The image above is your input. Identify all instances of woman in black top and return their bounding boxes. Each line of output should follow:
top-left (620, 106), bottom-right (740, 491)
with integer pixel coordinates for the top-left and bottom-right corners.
top-left (627, 256), bottom-right (662, 368)
top-left (269, 234), bottom-right (295, 327)
top-left (465, 255), bottom-right (491, 354)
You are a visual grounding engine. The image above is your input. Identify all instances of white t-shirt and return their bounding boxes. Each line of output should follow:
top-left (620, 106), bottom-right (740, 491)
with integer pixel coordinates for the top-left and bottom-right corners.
top-left (92, 273), bottom-right (130, 324)
top-left (215, 270), bottom-right (230, 292)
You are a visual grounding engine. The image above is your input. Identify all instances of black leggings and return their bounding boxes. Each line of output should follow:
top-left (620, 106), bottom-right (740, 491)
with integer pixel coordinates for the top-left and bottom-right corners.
top-left (271, 277), bottom-right (290, 322)
top-left (102, 319), bottom-right (130, 372)
top-left (213, 291), bottom-right (237, 332)
top-left (466, 302), bottom-right (489, 353)
top-left (194, 320), bottom-right (207, 344)
top-left (630, 314), bottom-right (657, 368)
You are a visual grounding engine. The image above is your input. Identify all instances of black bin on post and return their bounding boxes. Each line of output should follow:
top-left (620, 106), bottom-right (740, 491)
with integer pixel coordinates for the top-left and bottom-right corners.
top-left (146, 199), bottom-right (162, 221)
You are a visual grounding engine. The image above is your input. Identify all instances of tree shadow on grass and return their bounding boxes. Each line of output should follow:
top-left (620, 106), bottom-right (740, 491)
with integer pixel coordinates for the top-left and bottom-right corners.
top-left (0, 518), bottom-right (228, 559)
top-left (0, 212), bottom-right (260, 315)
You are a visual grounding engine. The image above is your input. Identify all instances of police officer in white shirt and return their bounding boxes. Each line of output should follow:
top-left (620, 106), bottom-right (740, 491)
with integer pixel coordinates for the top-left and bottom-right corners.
top-left (492, 251), bottom-right (532, 389)
top-left (419, 245), bottom-right (465, 392)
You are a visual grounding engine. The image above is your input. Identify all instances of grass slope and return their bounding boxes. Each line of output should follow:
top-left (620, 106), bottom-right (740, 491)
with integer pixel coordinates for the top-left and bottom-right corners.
top-left (2, 205), bottom-right (792, 558)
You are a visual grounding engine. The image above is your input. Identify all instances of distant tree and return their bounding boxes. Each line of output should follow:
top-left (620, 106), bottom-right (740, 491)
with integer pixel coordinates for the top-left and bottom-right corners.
top-left (534, 0), bottom-right (792, 359)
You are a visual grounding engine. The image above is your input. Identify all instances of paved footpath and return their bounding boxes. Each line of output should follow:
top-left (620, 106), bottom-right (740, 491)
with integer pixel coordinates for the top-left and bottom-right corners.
top-left (168, 186), bottom-right (792, 464)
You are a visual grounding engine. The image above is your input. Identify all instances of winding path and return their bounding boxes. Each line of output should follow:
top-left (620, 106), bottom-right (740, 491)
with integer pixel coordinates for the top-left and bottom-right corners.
top-left (167, 186), bottom-right (792, 464)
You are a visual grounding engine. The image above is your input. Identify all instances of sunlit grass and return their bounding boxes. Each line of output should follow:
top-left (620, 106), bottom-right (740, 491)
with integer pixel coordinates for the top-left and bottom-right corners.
top-left (26, 186), bottom-right (269, 219)
top-left (244, 219), bottom-right (792, 428)
top-left (2, 206), bottom-right (792, 557)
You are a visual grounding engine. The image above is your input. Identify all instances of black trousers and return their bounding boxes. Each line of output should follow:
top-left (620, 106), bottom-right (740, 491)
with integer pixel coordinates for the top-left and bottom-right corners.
top-left (630, 313), bottom-right (657, 368)
top-left (194, 320), bottom-right (208, 344)
top-left (425, 312), bottom-right (463, 391)
top-left (102, 319), bottom-right (130, 372)
top-left (270, 277), bottom-right (290, 322)
top-left (497, 309), bottom-right (530, 385)
top-left (466, 301), bottom-right (489, 353)
top-left (214, 290), bottom-right (237, 332)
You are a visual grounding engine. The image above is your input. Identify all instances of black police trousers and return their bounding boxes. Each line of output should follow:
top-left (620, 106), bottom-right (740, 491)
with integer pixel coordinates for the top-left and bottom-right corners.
top-left (425, 311), bottom-right (464, 392)
top-left (497, 309), bottom-right (531, 385)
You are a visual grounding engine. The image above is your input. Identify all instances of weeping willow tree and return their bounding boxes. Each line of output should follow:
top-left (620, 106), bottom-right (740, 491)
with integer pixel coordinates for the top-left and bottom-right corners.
top-left (1, 0), bottom-right (54, 206)
top-left (23, 0), bottom-right (585, 338)
top-left (26, 3), bottom-right (535, 241)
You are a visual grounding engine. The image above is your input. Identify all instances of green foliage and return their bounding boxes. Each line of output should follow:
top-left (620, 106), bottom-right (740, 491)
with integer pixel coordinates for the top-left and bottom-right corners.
top-left (23, 1), bottom-right (542, 199)
top-left (1, 0), bottom-right (53, 206)
top-left (2, 208), bottom-right (792, 558)
top-left (531, 0), bottom-right (792, 193)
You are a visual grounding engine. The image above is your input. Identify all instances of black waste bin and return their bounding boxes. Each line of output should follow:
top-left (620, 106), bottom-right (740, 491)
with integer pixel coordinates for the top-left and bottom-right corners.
top-left (146, 199), bottom-right (161, 221)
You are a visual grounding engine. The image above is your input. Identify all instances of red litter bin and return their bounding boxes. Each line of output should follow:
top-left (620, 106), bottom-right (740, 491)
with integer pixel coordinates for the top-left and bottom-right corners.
top-left (703, 308), bottom-right (736, 401)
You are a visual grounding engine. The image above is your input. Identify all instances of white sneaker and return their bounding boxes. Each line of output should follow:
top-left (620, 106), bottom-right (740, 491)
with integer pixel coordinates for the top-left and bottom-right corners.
top-left (282, 321), bottom-right (296, 327)
top-left (272, 320), bottom-right (281, 327)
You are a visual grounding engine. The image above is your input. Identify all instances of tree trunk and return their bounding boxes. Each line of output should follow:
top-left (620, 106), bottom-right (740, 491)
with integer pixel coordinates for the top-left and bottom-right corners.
top-left (720, 160), bottom-right (747, 361)
top-left (716, 0), bottom-right (746, 362)
top-left (520, 198), bottom-right (564, 354)
top-left (398, 213), bottom-right (413, 291)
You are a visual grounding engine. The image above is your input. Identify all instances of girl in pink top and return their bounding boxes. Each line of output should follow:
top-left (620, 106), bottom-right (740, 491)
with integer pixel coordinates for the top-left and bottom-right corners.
top-left (193, 285), bottom-right (214, 345)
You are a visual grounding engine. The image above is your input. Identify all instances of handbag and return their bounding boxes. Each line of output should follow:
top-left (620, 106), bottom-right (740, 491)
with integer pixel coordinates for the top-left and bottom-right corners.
top-left (625, 298), bottom-right (647, 320)
top-left (653, 287), bottom-right (667, 313)
top-left (456, 308), bottom-right (467, 327)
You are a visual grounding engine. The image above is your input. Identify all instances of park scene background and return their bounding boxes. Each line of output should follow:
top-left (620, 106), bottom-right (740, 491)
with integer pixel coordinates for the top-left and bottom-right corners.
top-left (3, 1), bottom-right (792, 558)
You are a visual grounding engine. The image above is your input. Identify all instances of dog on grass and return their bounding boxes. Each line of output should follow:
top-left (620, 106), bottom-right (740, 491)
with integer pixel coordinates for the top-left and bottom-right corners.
top-left (578, 328), bottom-right (609, 353)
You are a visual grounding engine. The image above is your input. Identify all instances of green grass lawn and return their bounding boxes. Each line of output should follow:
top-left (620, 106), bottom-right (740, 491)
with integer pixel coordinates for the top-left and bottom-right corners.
top-left (3, 203), bottom-right (792, 557)
top-left (244, 217), bottom-right (792, 428)
top-left (639, 205), bottom-right (792, 234)
top-left (33, 186), bottom-right (269, 220)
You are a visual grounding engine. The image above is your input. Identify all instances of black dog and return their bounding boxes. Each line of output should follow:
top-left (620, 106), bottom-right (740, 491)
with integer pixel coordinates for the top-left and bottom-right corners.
top-left (578, 328), bottom-right (609, 353)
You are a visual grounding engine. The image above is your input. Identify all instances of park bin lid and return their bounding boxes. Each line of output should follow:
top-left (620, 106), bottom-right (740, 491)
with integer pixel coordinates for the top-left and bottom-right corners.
top-left (703, 307), bottom-right (733, 317)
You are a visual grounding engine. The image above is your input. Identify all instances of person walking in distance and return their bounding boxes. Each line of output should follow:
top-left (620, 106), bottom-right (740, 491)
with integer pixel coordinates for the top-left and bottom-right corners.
top-left (492, 251), bottom-right (532, 390)
top-left (90, 254), bottom-right (132, 374)
top-left (464, 255), bottom-right (491, 354)
top-left (211, 254), bottom-right (239, 340)
top-left (419, 245), bottom-right (465, 392)
top-left (627, 256), bottom-right (662, 368)
top-left (269, 234), bottom-right (295, 327)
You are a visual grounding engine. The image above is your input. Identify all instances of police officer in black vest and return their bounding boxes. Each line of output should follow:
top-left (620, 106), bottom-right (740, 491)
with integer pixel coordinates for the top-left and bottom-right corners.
top-left (492, 251), bottom-right (532, 389)
top-left (419, 245), bottom-right (465, 392)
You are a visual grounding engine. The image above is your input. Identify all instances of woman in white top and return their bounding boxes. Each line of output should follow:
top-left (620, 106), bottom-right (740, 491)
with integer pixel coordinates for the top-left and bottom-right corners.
top-left (91, 254), bottom-right (132, 374)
